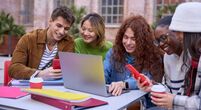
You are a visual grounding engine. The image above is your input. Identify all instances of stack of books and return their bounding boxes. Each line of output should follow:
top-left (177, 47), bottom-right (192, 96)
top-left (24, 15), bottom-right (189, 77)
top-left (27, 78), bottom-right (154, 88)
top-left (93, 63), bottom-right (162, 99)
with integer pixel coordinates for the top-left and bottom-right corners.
top-left (23, 88), bottom-right (108, 110)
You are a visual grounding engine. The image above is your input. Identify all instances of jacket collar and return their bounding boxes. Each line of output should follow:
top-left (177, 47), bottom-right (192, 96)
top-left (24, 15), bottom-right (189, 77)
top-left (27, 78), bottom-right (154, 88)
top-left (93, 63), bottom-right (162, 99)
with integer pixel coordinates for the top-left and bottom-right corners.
top-left (36, 28), bottom-right (70, 44)
top-left (36, 28), bottom-right (47, 44)
top-left (125, 53), bottom-right (135, 65)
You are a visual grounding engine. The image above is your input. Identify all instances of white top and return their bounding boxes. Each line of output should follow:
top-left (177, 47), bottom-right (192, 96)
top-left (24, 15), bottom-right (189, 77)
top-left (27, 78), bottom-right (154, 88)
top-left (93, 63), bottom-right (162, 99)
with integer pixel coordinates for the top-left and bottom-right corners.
top-left (163, 52), bottom-right (189, 94)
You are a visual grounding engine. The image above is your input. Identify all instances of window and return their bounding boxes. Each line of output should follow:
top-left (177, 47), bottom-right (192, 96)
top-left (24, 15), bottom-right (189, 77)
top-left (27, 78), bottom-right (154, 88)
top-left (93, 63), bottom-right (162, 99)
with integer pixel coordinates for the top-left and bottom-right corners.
top-left (101, 0), bottom-right (124, 26)
top-left (20, 0), bottom-right (34, 25)
top-left (54, 0), bottom-right (74, 9)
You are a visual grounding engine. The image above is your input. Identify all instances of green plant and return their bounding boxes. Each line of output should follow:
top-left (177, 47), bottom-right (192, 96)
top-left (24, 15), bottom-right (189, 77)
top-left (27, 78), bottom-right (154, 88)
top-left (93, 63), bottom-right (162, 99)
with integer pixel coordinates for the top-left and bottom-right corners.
top-left (152, 4), bottom-right (178, 30)
top-left (0, 11), bottom-right (25, 43)
top-left (69, 5), bottom-right (86, 38)
top-left (156, 4), bottom-right (177, 22)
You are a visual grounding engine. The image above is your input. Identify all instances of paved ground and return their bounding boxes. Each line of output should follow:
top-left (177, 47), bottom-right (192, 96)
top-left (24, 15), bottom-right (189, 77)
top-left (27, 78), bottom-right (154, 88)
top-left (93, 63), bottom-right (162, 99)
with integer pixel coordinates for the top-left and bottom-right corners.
top-left (0, 56), bottom-right (12, 84)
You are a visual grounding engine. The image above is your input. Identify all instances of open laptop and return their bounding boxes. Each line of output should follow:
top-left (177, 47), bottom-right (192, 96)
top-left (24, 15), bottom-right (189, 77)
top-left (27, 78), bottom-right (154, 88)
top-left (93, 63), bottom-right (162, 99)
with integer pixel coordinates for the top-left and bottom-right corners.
top-left (59, 52), bottom-right (129, 97)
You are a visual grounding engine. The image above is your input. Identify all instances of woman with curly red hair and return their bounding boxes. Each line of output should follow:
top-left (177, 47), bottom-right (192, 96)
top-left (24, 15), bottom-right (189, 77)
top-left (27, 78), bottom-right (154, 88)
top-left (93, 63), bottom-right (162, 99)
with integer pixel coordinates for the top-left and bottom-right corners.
top-left (104, 15), bottom-right (164, 97)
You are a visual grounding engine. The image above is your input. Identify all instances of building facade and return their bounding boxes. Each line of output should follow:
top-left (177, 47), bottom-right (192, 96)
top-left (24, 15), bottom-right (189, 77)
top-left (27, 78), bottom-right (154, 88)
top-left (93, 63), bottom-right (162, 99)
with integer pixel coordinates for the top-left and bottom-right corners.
top-left (0, 0), bottom-right (200, 41)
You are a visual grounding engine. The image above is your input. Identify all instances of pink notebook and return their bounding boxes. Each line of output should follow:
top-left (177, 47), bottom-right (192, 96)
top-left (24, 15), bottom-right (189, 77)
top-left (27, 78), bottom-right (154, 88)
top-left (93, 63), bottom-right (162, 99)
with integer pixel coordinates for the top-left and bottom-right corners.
top-left (0, 86), bottom-right (29, 99)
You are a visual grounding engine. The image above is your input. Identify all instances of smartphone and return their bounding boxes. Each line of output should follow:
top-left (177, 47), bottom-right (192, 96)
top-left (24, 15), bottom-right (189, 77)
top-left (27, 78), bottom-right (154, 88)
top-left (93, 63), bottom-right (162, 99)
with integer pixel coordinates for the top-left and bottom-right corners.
top-left (52, 59), bottom-right (61, 69)
top-left (125, 64), bottom-right (149, 86)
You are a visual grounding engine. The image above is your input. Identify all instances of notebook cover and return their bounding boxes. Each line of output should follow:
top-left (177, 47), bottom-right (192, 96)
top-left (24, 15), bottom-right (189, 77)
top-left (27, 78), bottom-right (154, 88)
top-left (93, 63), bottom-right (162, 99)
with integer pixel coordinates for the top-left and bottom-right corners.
top-left (23, 88), bottom-right (90, 102)
top-left (31, 94), bottom-right (108, 110)
top-left (0, 86), bottom-right (29, 99)
top-left (11, 79), bottom-right (63, 86)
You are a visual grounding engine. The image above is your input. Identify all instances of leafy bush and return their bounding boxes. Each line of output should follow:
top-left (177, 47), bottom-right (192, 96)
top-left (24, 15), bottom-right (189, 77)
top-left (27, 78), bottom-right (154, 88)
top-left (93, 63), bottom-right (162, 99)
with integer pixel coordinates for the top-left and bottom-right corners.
top-left (0, 11), bottom-right (25, 43)
top-left (69, 5), bottom-right (86, 38)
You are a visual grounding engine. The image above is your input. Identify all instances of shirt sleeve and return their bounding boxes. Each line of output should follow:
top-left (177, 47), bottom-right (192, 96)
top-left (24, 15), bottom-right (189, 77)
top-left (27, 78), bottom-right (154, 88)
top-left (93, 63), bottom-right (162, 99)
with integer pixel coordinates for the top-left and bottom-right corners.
top-left (173, 93), bottom-right (201, 109)
top-left (9, 35), bottom-right (37, 79)
top-left (103, 49), bottom-right (112, 84)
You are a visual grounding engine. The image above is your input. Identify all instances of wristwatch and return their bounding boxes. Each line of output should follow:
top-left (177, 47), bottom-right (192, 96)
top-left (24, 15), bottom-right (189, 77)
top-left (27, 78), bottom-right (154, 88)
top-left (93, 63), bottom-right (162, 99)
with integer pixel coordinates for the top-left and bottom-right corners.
top-left (124, 81), bottom-right (129, 89)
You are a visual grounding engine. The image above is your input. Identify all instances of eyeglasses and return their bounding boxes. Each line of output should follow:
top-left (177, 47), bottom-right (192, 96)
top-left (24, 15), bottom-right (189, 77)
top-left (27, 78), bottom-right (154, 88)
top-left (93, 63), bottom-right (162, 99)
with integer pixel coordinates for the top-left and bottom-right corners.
top-left (153, 33), bottom-right (169, 47)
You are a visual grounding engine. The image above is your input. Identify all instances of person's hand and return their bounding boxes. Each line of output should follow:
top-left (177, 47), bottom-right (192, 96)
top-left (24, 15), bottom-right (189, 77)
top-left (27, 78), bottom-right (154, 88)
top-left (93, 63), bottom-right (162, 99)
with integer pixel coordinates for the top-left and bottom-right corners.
top-left (37, 67), bottom-right (62, 80)
top-left (109, 81), bottom-right (125, 96)
top-left (136, 74), bottom-right (153, 92)
top-left (150, 92), bottom-right (175, 109)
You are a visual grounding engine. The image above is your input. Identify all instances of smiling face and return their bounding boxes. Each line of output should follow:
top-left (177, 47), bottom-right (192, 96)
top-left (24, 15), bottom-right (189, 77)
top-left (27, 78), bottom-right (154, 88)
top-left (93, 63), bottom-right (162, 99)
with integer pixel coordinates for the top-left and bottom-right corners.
top-left (48, 16), bottom-right (71, 41)
top-left (154, 26), bottom-right (183, 55)
top-left (80, 20), bottom-right (97, 45)
top-left (122, 28), bottom-right (136, 54)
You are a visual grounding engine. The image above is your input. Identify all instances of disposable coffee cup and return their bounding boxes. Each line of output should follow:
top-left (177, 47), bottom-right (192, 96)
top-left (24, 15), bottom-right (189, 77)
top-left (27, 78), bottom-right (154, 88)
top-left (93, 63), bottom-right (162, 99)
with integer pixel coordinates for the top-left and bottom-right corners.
top-left (29, 77), bottom-right (43, 89)
top-left (151, 84), bottom-right (166, 94)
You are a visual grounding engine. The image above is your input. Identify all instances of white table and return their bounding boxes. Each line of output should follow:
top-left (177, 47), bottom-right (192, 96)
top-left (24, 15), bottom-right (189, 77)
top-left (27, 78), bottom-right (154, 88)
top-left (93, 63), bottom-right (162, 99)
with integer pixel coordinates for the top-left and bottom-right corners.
top-left (0, 86), bottom-right (147, 110)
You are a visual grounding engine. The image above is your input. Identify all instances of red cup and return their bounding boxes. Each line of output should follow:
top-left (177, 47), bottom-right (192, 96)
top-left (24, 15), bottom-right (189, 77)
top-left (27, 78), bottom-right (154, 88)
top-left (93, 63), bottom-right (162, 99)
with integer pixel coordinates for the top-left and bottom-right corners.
top-left (151, 85), bottom-right (166, 98)
top-left (29, 78), bottom-right (43, 89)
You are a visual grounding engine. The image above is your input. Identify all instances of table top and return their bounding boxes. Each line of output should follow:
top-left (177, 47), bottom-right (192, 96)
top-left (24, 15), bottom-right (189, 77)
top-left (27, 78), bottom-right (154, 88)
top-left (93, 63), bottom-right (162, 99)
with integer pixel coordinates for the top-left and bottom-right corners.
top-left (0, 86), bottom-right (147, 110)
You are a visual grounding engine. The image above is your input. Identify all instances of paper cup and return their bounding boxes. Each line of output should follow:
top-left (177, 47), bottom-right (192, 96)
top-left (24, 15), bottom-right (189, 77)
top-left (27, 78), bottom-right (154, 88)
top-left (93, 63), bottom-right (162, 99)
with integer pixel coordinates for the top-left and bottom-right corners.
top-left (29, 78), bottom-right (43, 89)
top-left (151, 84), bottom-right (166, 94)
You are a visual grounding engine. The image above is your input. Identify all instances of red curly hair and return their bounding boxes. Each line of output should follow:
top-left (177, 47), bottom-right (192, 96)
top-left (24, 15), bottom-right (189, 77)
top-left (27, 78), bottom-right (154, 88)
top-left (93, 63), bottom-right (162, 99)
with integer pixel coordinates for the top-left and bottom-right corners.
top-left (111, 16), bottom-right (164, 82)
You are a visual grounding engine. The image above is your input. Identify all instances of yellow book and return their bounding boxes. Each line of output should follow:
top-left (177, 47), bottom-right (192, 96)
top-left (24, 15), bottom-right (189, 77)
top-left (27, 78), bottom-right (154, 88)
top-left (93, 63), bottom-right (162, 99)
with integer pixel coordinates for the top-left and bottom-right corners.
top-left (22, 88), bottom-right (90, 102)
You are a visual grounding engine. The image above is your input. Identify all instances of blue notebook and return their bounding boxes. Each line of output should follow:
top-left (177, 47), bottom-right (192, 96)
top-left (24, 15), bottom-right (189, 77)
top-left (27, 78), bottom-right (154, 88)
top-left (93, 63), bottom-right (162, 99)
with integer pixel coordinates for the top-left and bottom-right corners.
top-left (11, 79), bottom-right (63, 86)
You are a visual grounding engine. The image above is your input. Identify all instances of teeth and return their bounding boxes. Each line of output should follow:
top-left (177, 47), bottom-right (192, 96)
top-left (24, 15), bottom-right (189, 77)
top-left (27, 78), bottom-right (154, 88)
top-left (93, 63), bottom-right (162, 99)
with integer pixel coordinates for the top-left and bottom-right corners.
top-left (84, 36), bottom-right (90, 40)
top-left (164, 47), bottom-right (168, 51)
top-left (127, 47), bottom-right (133, 50)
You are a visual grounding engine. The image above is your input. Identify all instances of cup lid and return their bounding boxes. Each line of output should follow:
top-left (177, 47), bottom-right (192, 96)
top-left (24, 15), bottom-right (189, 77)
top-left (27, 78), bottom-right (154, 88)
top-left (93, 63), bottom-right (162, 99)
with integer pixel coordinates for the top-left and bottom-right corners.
top-left (29, 77), bottom-right (43, 83)
top-left (151, 84), bottom-right (166, 92)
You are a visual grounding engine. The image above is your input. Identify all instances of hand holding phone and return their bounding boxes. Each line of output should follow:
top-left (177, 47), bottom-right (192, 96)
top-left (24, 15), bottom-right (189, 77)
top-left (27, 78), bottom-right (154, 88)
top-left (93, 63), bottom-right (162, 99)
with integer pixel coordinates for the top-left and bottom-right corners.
top-left (52, 59), bottom-right (61, 69)
top-left (125, 64), bottom-right (149, 86)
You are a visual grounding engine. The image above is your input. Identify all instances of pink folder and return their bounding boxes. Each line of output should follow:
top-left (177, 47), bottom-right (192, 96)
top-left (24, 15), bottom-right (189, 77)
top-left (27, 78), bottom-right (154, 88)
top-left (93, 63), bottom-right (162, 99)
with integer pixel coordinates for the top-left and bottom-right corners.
top-left (0, 86), bottom-right (29, 99)
top-left (31, 94), bottom-right (108, 110)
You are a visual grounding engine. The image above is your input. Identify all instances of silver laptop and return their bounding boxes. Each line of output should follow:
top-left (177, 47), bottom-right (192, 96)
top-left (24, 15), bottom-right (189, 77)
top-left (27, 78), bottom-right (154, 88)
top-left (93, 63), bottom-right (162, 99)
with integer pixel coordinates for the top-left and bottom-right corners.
top-left (59, 52), bottom-right (112, 97)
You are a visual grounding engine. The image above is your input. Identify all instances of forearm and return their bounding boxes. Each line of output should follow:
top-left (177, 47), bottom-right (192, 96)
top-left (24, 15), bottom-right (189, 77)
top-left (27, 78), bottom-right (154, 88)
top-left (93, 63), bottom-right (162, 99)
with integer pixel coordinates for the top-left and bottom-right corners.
top-left (9, 63), bottom-right (36, 79)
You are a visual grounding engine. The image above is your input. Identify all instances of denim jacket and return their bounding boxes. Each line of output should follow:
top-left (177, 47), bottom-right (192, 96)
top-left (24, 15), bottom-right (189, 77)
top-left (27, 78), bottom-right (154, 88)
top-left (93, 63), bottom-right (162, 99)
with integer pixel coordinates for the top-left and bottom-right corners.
top-left (104, 48), bottom-right (152, 89)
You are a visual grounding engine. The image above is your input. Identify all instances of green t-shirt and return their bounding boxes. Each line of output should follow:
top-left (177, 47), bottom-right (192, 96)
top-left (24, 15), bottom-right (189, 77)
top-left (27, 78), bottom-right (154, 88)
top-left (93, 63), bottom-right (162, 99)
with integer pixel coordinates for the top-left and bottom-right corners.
top-left (75, 37), bottom-right (113, 60)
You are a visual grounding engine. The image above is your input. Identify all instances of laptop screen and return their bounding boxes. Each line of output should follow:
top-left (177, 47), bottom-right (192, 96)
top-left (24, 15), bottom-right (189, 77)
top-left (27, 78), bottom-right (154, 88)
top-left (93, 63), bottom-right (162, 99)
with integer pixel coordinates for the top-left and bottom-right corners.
top-left (59, 52), bottom-right (109, 97)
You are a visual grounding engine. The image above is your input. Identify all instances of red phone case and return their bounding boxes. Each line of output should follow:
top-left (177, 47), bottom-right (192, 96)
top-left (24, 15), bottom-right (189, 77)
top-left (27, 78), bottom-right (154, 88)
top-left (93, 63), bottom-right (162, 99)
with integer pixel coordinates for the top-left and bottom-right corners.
top-left (53, 59), bottom-right (61, 69)
top-left (125, 64), bottom-right (149, 86)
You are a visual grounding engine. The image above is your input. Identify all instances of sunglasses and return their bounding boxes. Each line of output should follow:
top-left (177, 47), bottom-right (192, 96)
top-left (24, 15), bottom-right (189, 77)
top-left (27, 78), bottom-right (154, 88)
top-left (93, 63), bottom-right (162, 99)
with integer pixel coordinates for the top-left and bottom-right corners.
top-left (153, 33), bottom-right (169, 47)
